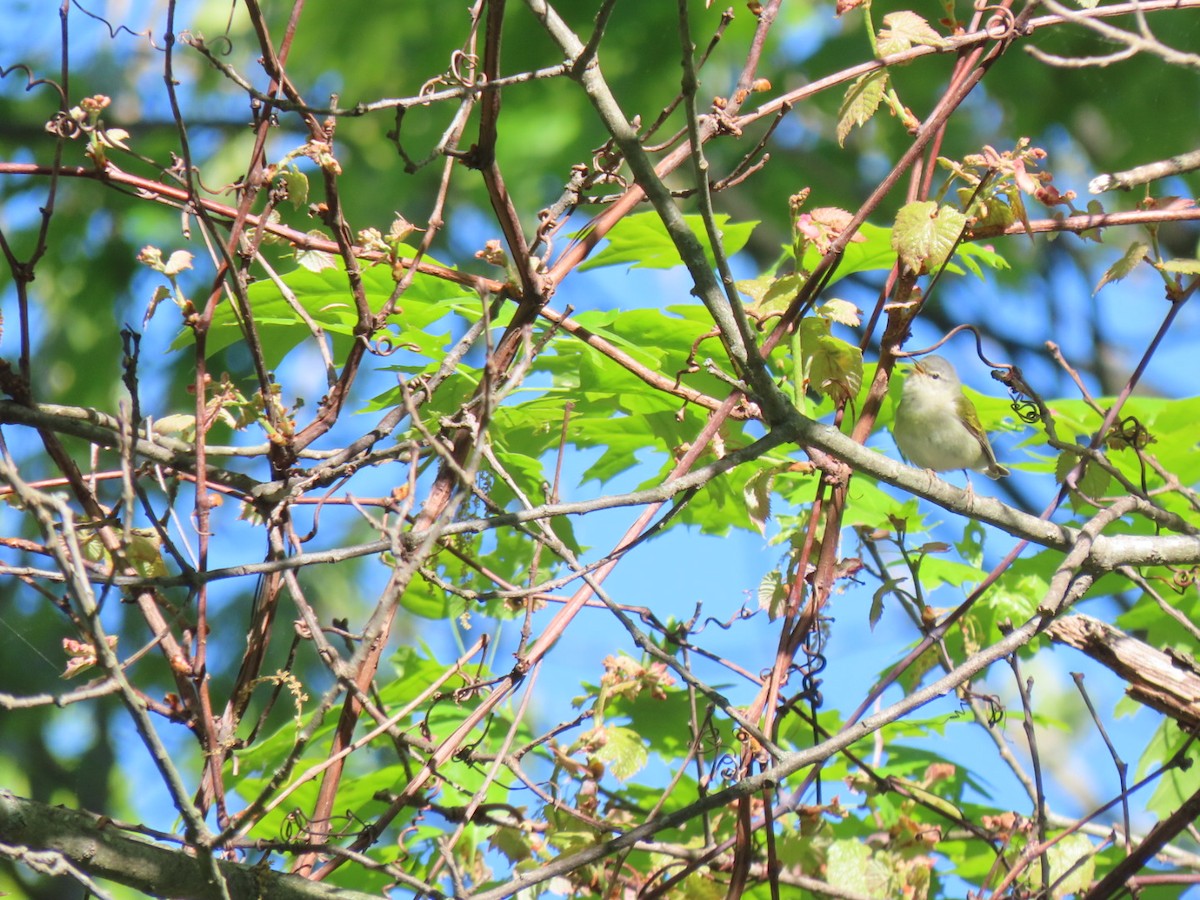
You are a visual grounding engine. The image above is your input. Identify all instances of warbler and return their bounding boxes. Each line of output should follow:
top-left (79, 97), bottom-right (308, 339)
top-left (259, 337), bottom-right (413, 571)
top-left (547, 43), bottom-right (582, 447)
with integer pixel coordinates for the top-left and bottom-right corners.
top-left (892, 355), bottom-right (1009, 479)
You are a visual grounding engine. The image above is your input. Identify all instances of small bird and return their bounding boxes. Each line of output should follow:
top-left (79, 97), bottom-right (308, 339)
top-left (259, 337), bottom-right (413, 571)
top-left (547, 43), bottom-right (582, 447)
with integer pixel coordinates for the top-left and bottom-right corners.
top-left (892, 355), bottom-right (1010, 479)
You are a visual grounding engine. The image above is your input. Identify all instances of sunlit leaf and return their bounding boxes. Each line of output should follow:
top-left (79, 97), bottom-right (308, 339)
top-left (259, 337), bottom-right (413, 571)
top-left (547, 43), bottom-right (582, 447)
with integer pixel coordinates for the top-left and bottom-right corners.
top-left (591, 726), bottom-right (649, 781)
top-left (1095, 241), bottom-right (1150, 294)
top-left (892, 201), bottom-right (969, 274)
top-left (1047, 833), bottom-right (1096, 898)
top-left (877, 11), bottom-right (951, 55)
top-left (837, 70), bottom-right (888, 147)
top-left (577, 211), bottom-right (758, 271)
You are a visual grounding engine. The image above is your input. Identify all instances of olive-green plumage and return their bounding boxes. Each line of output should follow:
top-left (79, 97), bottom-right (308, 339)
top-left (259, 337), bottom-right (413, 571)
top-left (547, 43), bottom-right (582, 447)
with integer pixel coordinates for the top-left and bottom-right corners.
top-left (893, 355), bottom-right (1009, 479)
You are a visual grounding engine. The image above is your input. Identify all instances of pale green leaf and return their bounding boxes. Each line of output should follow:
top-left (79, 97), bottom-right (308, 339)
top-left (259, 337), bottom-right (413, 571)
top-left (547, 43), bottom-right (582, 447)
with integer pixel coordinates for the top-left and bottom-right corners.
top-left (163, 251), bottom-right (194, 276)
top-left (578, 211), bottom-right (758, 271)
top-left (127, 529), bottom-right (167, 579)
top-left (758, 569), bottom-right (787, 621)
top-left (1157, 257), bottom-right (1200, 275)
top-left (870, 580), bottom-right (900, 630)
top-left (817, 298), bottom-right (861, 327)
top-left (1047, 833), bottom-right (1095, 897)
top-left (804, 328), bottom-right (864, 405)
top-left (1054, 448), bottom-right (1113, 500)
top-left (837, 70), bottom-right (888, 147)
top-left (891, 201), bottom-right (968, 274)
top-left (488, 826), bottom-right (534, 863)
top-left (957, 519), bottom-right (986, 569)
top-left (740, 272), bottom-right (806, 316)
top-left (826, 839), bottom-right (891, 900)
top-left (296, 230), bottom-right (339, 273)
top-left (178, 256), bottom-right (478, 365)
top-left (1095, 241), bottom-right (1149, 294)
top-left (983, 575), bottom-right (1043, 625)
top-left (743, 467), bottom-right (776, 536)
top-left (281, 167), bottom-right (309, 209)
top-left (592, 726), bottom-right (648, 781)
top-left (152, 413), bottom-right (197, 437)
top-left (949, 241), bottom-right (1011, 279)
top-left (98, 127), bottom-right (131, 150)
top-left (1142, 721), bottom-right (1200, 818)
top-left (735, 272), bottom-right (774, 304)
top-left (917, 556), bottom-right (988, 592)
top-left (674, 873), bottom-right (725, 900)
top-left (877, 11), bottom-right (951, 55)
